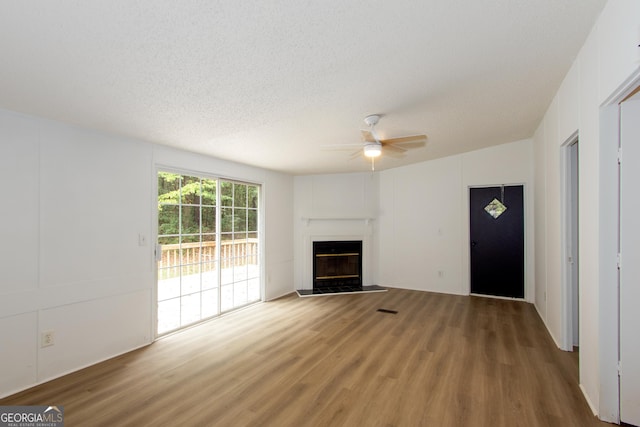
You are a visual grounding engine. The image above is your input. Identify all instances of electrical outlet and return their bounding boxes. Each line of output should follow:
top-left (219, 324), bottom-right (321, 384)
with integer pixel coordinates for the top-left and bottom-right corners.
top-left (41, 331), bottom-right (55, 347)
top-left (438, 270), bottom-right (444, 278)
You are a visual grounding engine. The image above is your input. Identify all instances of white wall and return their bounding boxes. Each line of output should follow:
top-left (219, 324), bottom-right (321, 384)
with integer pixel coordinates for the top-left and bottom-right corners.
top-left (378, 139), bottom-right (534, 297)
top-left (532, 0), bottom-right (640, 420)
top-left (292, 140), bottom-right (533, 296)
top-left (378, 155), bottom-right (464, 294)
top-left (293, 173), bottom-right (379, 289)
top-left (461, 140), bottom-right (536, 302)
top-left (0, 109), bottom-right (294, 398)
top-left (152, 146), bottom-right (294, 301)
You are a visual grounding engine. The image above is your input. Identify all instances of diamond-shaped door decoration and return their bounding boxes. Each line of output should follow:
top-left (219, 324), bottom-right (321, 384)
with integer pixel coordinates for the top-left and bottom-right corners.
top-left (484, 198), bottom-right (507, 219)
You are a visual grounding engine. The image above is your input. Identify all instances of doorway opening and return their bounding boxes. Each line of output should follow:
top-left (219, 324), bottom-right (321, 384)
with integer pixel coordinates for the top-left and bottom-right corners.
top-left (156, 171), bottom-right (261, 336)
top-left (562, 135), bottom-right (580, 352)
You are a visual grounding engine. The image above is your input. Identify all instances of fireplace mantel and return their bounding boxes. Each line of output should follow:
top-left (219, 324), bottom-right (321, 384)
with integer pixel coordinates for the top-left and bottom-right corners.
top-left (300, 216), bottom-right (375, 226)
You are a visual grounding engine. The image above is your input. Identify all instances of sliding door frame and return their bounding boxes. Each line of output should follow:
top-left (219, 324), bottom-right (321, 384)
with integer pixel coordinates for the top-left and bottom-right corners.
top-left (152, 165), bottom-right (264, 338)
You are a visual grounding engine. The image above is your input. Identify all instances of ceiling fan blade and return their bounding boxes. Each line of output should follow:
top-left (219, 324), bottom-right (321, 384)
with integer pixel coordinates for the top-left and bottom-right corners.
top-left (349, 149), bottom-right (364, 160)
top-left (380, 134), bottom-right (427, 146)
top-left (382, 144), bottom-right (407, 153)
top-left (387, 140), bottom-right (426, 150)
top-left (361, 130), bottom-right (377, 143)
top-left (382, 148), bottom-right (405, 158)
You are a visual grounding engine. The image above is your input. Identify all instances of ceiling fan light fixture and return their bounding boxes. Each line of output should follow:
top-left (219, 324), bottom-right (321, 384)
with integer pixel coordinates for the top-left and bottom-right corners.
top-left (364, 143), bottom-right (382, 158)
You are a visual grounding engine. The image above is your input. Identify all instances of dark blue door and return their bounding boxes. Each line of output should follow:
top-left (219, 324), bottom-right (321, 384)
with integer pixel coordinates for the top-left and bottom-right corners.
top-left (470, 186), bottom-right (524, 298)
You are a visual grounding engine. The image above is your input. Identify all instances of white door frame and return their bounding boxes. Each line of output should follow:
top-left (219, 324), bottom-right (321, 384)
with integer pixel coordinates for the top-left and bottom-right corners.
top-left (598, 69), bottom-right (640, 423)
top-left (618, 93), bottom-right (640, 426)
top-left (560, 132), bottom-right (579, 352)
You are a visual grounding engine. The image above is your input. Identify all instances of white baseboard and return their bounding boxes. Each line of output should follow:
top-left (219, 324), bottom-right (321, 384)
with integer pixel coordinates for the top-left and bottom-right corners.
top-left (533, 303), bottom-right (563, 349)
top-left (579, 383), bottom-right (598, 417)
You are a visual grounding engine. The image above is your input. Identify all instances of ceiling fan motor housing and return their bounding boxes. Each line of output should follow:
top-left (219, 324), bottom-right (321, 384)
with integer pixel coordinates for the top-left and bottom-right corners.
top-left (363, 114), bottom-right (380, 127)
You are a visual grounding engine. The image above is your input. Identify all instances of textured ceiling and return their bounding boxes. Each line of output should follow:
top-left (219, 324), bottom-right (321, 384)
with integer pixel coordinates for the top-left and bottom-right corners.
top-left (0, 1), bottom-right (606, 175)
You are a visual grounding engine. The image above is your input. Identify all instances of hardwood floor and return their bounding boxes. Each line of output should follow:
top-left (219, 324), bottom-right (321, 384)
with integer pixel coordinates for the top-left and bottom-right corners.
top-left (1, 289), bottom-right (610, 426)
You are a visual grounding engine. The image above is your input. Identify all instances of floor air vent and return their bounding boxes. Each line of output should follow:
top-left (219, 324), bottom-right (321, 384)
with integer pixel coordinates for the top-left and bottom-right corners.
top-left (377, 308), bottom-right (398, 314)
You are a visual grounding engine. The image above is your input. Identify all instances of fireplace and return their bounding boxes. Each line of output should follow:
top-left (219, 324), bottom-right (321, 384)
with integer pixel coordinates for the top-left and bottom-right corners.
top-left (313, 240), bottom-right (362, 291)
top-left (295, 237), bottom-right (386, 297)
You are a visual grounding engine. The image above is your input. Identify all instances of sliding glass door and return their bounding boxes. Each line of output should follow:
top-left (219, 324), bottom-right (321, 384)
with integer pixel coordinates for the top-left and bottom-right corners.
top-left (156, 171), bottom-right (260, 335)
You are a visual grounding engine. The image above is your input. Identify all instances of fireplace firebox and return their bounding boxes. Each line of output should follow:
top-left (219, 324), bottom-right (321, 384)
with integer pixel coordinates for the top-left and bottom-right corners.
top-left (313, 240), bottom-right (362, 291)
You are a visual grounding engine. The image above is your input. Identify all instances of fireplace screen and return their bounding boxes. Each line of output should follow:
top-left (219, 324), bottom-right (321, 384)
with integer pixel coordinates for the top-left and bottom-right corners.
top-left (313, 240), bottom-right (362, 290)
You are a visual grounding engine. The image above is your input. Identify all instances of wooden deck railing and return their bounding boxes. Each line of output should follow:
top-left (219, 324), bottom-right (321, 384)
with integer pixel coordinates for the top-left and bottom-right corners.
top-left (158, 239), bottom-right (258, 278)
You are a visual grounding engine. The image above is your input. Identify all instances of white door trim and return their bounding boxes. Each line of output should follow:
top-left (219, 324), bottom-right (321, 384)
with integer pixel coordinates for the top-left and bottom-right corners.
top-left (560, 131), bottom-right (579, 352)
top-left (598, 68), bottom-right (640, 423)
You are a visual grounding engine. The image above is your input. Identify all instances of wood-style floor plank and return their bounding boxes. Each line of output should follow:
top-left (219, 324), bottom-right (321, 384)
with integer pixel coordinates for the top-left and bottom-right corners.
top-left (0, 288), bottom-right (609, 426)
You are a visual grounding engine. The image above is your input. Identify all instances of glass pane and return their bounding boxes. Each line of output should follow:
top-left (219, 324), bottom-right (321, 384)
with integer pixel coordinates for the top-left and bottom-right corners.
top-left (158, 298), bottom-right (180, 334)
top-left (234, 281), bottom-right (248, 307)
top-left (220, 233), bottom-right (233, 251)
top-left (159, 243), bottom-right (181, 268)
top-left (232, 241), bottom-right (248, 261)
top-left (201, 239), bottom-right (216, 262)
top-left (221, 285), bottom-right (233, 312)
top-left (201, 262), bottom-right (218, 290)
top-left (181, 205), bottom-right (200, 235)
top-left (221, 261), bottom-right (233, 285)
top-left (234, 232), bottom-right (248, 240)
top-left (247, 258), bottom-right (259, 279)
top-left (158, 235), bottom-right (179, 245)
top-left (158, 172), bottom-right (181, 200)
top-left (219, 239), bottom-right (232, 262)
top-left (234, 209), bottom-right (247, 232)
top-left (234, 262), bottom-right (248, 282)
top-left (202, 233), bottom-right (217, 243)
top-left (181, 175), bottom-right (201, 205)
top-left (181, 234), bottom-right (200, 244)
top-left (247, 210), bottom-right (258, 232)
top-left (180, 244), bottom-right (201, 264)
top-left (484, 198), bottom-right (508, 219)
top-left (234, 183), bottom-right (247, 207)
top-left (201, 178), bottom-right (216, 206)
top-left (157, 271), bottom-right (180, 300)
top-left (247, 185), bottom-right (258, 209)
top-left (181, 264), bottom-right (201, 295)
top-left (202, 289), bottom-right (219, 318)
top-left (248, 278), bottom-right (260, 302)
top-left (158, 205), bottom-right (179, 236)
top-left (181, 293), bottom-right (201, 326)
top-left (245, 238), bottom-right (258, 270)
top-left (202, 206), bottom-right (216, 234)
top-left (221, 181), bottom-right (233, 207)
top-left (221, 207), bottom-right (233, 233)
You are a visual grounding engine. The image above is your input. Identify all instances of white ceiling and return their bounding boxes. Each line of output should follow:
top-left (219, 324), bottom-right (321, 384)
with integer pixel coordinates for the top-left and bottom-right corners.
top-left (0, 1), bottom-right (606, 175)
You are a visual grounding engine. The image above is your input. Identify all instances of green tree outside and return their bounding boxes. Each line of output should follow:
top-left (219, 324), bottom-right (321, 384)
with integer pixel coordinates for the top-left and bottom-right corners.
top-left (158, 172), bottom-right (258, 244)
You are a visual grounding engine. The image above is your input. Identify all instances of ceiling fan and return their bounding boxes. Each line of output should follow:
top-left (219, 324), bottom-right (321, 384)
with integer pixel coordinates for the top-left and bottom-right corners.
top-left (324, 114), bottom-right (427, 170)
